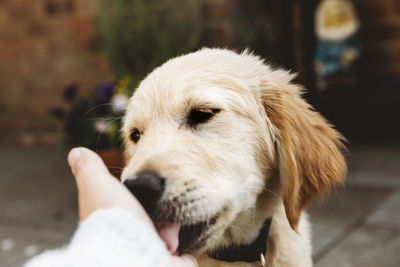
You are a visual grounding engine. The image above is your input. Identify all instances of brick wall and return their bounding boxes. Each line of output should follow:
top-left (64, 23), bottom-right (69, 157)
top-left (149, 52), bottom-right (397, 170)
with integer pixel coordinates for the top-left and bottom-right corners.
top-left (0, 0), bottom-right (235, 144)
top-left (200, 0), bottom-right (233, 46)
top-left (2, 0), bottom-right (399, 144)
top-left (0, 0), bottom-right (112, 144)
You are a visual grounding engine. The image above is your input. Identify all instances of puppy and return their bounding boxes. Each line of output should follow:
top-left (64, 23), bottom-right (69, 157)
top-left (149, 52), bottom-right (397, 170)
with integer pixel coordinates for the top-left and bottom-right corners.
top-left (121, 48), bottom-right (346, 267)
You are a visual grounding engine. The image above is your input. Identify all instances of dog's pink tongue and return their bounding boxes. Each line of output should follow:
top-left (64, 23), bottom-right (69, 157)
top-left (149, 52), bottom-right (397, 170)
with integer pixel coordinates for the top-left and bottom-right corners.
top-left (156, 223), bottom-right (180, 255)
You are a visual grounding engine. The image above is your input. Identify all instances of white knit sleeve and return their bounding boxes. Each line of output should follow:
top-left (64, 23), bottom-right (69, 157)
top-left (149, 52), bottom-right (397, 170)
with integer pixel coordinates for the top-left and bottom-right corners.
top-left (24, 208), bottom-right (172, 267)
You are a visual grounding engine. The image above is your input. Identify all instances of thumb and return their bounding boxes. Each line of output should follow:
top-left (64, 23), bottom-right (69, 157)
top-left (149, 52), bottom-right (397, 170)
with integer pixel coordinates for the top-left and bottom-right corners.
top-left (171, 254), bottom-right (198, 267)
top-left (67, 147), bottom-right (152, 223)
top-left (68, 147), bottom-right (111, 185)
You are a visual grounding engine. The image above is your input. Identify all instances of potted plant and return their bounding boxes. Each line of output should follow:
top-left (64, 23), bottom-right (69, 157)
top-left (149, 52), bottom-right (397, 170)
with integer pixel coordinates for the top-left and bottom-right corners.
top-left (50, 0), bottom-right (200, 178)
top-left (50, 77), bottom-right (134, 178)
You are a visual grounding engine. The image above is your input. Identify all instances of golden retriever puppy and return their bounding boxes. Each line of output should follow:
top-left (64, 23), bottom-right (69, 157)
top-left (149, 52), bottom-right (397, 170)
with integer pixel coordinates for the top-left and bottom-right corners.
top-left (121, 48), bottom-right (346, 267)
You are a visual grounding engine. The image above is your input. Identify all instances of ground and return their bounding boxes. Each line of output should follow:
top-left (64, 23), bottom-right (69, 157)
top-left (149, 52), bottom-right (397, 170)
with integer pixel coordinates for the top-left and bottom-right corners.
top-left (0, 143), bottom-right (399, 266)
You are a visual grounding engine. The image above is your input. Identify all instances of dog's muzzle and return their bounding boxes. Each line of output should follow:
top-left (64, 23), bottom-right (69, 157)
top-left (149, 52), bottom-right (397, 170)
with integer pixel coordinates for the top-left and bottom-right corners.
top-left (123, 171), bottom-right (165, 214)
top-left (123, 170), bottom-right (216, 255)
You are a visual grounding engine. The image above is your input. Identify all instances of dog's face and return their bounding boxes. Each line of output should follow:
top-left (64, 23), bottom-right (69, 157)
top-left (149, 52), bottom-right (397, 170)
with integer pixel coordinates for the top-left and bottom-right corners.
top-left (121, 49), bottom-right (346, 256)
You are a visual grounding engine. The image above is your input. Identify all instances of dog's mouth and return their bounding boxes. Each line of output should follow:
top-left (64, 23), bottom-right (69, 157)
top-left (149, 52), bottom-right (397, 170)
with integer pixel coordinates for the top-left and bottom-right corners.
top-left (155, 218), bottom-right (214, 255)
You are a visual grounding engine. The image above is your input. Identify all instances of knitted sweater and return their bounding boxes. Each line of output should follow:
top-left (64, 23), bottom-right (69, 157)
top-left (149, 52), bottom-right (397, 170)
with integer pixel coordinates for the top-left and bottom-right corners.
top-left (24, 208), bottom-right (172, 267)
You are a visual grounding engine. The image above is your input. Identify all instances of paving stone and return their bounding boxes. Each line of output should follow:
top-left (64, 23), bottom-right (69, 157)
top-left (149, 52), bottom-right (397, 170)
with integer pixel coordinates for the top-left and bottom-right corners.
top-left (309, 185), bottom-right (394, 259)
top-left (366, 190), bottom-right (400, 230)
top-left (0, 145), bottom-right (70, 186)
top-left (0, 190), bottom-right (78, 232)
top-left (0, 146), bottom-right (76, 264)
top-left (0, 145), bottom-right (78, 231)
top-left (346, 143), bottom-right (400, 188)
top-left (1, 144), bottom-right (400, 266)
top-left (4, 237), bottom-right (72, 267)
top-left (315, 226), bottom-right (400, 267)
top-left (4, 258), bottom-right (27, 267)
top-left (0, 223), bottom-right (71, 266)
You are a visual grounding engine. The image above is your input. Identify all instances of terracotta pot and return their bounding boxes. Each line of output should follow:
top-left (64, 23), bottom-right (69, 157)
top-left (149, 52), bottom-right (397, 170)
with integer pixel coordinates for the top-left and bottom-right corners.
top-left (97, 150), bottom-right (125, 179)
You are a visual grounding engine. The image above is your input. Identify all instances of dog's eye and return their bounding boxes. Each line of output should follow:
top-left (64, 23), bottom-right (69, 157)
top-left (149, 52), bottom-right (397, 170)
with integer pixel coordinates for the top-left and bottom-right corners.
top-left (130, 128), bottom-right (141, 143)
top-left (188, 108), bottom-right (220, 127)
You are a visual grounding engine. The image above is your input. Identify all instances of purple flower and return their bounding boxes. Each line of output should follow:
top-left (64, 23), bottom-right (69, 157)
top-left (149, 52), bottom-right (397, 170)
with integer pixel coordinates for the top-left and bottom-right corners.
top-left (95, 82), bottom-right (115, 104)
top-left (49, 106), bottom-right (66, 120)
top-left (63, 83), bottom-right (78, 102)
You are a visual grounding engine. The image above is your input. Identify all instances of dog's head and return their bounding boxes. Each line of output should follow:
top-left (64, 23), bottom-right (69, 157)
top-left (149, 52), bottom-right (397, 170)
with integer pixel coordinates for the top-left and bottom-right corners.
top-left (121, 48), bottom-right (346, 255)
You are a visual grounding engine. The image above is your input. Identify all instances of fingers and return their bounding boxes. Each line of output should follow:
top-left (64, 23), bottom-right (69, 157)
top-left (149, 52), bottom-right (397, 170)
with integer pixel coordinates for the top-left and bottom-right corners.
top-left (67, 147), bottom-right (120, 220)
top-left (171, 254), bottom-right (198, 267)
top-left (67, 147), bottom-right (153, 224)
top-left (68, 147), bottom-right (111, 182)
top-left (68, 148), bottom-right (198, 266)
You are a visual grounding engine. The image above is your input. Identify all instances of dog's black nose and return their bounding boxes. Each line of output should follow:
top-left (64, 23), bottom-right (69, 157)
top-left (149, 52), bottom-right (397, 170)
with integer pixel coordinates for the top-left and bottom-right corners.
top-left (123, 171), bottom-right (165, 214)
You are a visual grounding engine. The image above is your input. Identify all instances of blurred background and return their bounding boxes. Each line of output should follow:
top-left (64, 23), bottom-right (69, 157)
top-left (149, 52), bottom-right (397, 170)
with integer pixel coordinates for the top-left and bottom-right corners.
top-left (0, 0), bottom-right (399, 266)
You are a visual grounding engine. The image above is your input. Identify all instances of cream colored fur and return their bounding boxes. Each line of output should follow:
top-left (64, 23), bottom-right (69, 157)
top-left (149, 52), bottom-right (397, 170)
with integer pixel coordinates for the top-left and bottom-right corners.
top-left (121, 48), bottom-right (346, 267)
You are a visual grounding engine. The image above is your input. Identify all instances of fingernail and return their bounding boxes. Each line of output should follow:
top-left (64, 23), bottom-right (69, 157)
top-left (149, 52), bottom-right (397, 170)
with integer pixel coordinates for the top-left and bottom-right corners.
top-left (68, 148), bottom-right (82, 168)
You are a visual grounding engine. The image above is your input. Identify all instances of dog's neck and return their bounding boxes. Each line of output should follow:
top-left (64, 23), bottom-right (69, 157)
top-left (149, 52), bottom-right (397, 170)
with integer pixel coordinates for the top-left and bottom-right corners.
top-left (226, 175), bottom-right (280, 243)
top-left (207, 217), bottom-right (272, 264)
top-left (197, 176), bottom-right (312, 267)
top-left (203, 176), bottom-right (281, 265)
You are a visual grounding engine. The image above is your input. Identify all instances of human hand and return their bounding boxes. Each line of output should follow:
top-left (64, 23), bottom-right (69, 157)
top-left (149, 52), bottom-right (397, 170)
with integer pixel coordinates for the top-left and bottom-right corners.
top-left (68, 147), bottom-right (198, 267)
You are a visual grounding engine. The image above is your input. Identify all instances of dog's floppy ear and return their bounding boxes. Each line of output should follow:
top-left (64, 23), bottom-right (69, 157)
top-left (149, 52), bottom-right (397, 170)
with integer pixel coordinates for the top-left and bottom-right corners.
top-left (261, 71), bottom-right (347, 231)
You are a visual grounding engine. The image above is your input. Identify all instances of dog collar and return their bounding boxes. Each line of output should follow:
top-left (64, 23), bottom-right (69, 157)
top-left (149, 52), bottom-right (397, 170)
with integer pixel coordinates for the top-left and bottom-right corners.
top-left (207, 217), bottom-right (272, 266)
